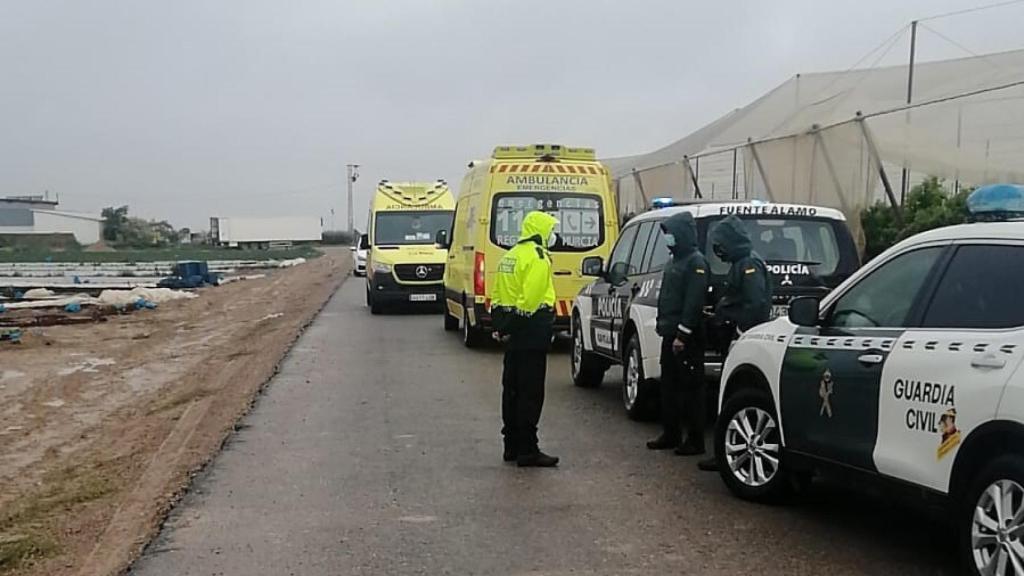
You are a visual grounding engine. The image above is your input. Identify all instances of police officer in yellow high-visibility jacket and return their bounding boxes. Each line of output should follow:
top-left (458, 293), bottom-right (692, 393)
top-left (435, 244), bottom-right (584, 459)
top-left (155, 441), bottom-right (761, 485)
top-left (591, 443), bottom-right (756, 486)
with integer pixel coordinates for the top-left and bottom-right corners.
top-left (492, 210), bottom-right (560, 468)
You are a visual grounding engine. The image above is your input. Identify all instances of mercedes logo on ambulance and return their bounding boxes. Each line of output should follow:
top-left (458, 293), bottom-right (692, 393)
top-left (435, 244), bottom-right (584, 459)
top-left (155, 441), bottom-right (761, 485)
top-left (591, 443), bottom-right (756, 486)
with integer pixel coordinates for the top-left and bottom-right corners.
top-left (415, 265), bottom-right (429, 279)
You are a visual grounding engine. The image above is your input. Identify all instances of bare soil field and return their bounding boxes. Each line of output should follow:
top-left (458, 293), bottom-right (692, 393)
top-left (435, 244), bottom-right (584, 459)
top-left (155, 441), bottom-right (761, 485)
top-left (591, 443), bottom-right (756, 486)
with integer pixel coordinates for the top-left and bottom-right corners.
top-left (0, 249), bottom-right (349, 575)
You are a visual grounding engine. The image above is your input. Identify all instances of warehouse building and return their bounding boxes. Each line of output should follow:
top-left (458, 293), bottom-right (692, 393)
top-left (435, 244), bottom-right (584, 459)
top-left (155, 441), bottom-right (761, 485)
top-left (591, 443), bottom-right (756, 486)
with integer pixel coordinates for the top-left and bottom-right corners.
top-left (0, 196), bottom-right (103, 245)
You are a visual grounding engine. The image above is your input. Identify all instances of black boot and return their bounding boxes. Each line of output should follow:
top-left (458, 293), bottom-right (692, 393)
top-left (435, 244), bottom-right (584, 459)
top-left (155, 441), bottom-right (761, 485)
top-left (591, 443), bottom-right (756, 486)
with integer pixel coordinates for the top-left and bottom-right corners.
top-left (646, 434), bottom-right (680, 450)
top-left (503, 440), bottom-right (516, 463)
top-left (697, 457), bottom-right (718, 471)
top-left (674, 442), bottom-right (706, 456)
top-left (517, 451), bottom-right (559, 467)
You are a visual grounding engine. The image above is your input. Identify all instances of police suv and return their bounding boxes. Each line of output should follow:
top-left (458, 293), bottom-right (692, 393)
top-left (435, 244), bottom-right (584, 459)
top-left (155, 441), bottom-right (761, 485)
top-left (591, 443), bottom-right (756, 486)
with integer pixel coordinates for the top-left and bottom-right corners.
top-left (570, 200), bottom-right (859, 419)
top-left (713, 185), bottom-right (1024, 575)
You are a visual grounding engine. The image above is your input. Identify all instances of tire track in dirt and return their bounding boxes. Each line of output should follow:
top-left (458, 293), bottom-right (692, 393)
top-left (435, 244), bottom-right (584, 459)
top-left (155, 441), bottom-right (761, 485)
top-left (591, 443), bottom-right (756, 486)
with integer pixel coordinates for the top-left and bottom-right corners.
top-left (1, 250), bottom-right (350, 575)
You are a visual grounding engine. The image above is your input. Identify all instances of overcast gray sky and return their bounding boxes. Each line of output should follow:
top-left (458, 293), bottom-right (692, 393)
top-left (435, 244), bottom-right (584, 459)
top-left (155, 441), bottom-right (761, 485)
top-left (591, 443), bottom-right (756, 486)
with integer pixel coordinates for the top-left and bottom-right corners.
top-left (2, 0), bottom-right (1022, 230)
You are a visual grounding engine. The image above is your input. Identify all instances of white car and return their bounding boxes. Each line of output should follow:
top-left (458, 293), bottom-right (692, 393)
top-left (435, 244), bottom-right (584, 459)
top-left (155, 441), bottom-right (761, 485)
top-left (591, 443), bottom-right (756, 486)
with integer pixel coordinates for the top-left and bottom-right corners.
top-left (351, 234), bottom-right (368, 276)
top-left (713, 213), bottom-right (1024, 575)
top-left (570, 200), bottom-right (859, 420)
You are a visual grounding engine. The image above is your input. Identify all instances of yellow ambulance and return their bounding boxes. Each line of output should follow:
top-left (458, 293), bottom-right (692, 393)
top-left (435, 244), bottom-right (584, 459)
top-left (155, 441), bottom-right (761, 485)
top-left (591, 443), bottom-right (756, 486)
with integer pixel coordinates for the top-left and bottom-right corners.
top-left (364, 180), bottom-right (455, 314)
top-left (437, 144), bottom-right (618, 347)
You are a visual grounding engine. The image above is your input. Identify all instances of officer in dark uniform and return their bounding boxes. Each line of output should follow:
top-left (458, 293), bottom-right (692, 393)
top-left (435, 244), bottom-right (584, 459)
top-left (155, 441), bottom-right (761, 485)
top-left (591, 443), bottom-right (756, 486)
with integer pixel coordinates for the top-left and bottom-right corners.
top-left (710, 215), bottom-right (772, 335)
top-left (646, 212), bottom-right (710, 456)
top-left (698, 214), bottom-right (772, 471)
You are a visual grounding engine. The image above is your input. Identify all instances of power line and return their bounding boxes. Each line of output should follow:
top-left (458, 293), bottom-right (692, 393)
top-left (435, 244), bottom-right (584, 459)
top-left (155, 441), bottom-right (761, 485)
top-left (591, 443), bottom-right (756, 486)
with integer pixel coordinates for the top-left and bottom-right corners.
top-left (919, 0), bottom-right (1024, 22)
top-left (918, 22), bottom-right (1009, 74)
top-left (764, 25), bottom-right (909, 135)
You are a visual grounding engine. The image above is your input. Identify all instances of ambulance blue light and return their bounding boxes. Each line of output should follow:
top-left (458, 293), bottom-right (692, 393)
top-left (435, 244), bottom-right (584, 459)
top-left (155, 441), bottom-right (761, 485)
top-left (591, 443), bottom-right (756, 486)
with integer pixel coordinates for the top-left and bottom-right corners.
top-left (967, 184), bottom-right (1024, 221)
top-left (651, 197), bottom-right (676, 209)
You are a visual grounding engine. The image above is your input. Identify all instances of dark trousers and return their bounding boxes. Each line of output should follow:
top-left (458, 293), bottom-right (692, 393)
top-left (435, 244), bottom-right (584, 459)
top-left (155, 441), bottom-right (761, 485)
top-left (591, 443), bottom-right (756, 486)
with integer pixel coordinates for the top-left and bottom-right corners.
top-left (501, 348), bottom-right (547, 456)
top-left (659, 337), bottom-right (706, 448)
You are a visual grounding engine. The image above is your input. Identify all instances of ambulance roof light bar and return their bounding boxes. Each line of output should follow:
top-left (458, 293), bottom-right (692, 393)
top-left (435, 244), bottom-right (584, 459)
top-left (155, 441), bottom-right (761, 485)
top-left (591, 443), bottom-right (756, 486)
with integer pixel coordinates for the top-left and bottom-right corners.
top-left (967, 184), bottom-right (1024, 222)
top-left (492, 144), bottom-right (596, 162)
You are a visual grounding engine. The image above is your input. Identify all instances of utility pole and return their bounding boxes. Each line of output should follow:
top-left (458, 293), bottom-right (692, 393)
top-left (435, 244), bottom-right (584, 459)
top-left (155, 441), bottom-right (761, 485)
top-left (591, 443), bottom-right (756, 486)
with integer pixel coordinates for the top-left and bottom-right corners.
top-left (900, 20), bottom-right (918, 205)
top-left (346, 163), bottom-right (359, 235)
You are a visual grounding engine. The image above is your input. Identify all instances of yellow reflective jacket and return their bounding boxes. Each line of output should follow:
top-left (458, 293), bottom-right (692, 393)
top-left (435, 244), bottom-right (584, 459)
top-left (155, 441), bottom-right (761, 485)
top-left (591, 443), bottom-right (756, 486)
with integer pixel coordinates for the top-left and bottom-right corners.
top-left (492, 211), bottom-right (557, 349)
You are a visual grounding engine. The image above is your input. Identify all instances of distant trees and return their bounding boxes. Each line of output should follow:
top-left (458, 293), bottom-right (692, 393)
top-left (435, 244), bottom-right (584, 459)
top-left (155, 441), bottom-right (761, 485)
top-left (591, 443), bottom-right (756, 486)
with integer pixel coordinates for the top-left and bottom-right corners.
top-left (861, 177), bottom-right (971, 260)
top-left (321, 230), bottom-right (359, 245)
top-left (101, 206), bottom-right (130, 243)
top-left (101, 205), bottom-right (179, 248)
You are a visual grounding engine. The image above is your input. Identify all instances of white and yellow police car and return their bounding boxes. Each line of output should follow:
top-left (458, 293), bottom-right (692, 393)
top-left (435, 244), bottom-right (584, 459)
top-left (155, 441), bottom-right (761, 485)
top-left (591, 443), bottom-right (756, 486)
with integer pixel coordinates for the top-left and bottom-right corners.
top-left (713, 185), bottom-right (1024, 575)
top-left (571, 199), bottom-right (859, 420)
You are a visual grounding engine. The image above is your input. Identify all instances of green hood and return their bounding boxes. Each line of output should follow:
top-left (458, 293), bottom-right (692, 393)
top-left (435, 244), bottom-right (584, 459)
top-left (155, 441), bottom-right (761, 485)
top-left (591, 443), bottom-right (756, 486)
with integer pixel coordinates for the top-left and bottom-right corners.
top-left (710, 215), bottom-right (752, 262)
top-left (660, 211), bottom-right (697, 256)
top-left (518, 211), bottom-right (559, 245)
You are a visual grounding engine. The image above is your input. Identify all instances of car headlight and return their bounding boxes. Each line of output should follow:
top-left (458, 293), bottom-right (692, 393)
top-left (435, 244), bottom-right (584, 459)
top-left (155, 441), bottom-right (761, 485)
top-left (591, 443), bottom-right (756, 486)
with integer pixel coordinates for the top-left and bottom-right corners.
top-left (372, 262), bottom-right (392, 273)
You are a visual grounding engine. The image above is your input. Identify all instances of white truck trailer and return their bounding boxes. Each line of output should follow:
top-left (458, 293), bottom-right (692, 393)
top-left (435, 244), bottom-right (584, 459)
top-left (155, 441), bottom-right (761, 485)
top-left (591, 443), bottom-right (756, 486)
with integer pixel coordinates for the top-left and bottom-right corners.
top-left (209, 216), bottom-right (322, 248)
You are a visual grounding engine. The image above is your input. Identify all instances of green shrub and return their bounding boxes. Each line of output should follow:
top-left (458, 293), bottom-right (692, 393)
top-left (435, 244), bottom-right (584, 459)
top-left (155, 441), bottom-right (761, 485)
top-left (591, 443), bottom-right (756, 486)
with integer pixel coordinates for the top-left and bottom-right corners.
top-left (861, 177), bottom-right (970, 261)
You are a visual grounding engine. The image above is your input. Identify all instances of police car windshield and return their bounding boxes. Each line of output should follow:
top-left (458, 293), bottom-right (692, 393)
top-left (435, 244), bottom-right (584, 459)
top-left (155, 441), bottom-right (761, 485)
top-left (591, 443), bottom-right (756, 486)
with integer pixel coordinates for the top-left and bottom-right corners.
top-left (373, 211), bottom-right (452, 246)
top-left (707, 217), bottom-right (841, 277)
top-left (491, 192), bottom-right (604, 252)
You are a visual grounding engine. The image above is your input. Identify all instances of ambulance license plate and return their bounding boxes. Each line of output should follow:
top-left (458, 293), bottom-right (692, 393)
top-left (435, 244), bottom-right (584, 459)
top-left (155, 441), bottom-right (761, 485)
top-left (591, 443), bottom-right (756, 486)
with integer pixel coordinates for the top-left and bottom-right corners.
top-left (410, 294), bottom-right (437, 302)
top-left (770, 304), bottom-right (789, 320)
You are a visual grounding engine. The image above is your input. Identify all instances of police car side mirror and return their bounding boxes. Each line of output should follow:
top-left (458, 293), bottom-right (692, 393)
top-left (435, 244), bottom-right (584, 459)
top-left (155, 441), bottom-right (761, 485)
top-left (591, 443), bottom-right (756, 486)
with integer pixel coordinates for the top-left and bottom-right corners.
top-left (434, 229), bottom-right (449, 249)
top-left (788, 296), bottom-right (820, 327)
top-left (581, 256), bottom-right (604, 277)
top-left (360, 233), bottom-right (370, 249)
top-left (607, 261), bottom-right (629, 286)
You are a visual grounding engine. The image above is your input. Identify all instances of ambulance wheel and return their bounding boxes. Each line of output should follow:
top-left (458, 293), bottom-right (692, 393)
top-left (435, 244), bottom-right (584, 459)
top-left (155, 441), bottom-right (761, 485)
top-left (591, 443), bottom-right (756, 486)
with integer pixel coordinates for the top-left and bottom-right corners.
top-left (960, 455), bottom-right (1024, 576)
top-left (367, 285), bottom-right (382, 315)
top-left (443, 304), bottom-right (459, 332)
top-left (715, 388), bottom-right (790, 503)
top-left (571, 313), bottom-right (606, 388)
top-left (622, 335), bottom-right (654, 421)
top-left (462, 302), bottom-right (486, 348)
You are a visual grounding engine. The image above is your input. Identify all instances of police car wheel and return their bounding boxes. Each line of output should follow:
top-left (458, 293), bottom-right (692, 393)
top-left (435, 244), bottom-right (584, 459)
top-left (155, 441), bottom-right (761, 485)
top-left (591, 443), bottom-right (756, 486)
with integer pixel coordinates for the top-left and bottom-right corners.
top-left (715, 389), bottom-right (790, 502)
top-left (571, 313), bottom-right (606, 388)
top-left (622, 335), bottom-right (654, 421)
top-left (961, 456), bottom-right (1024, 576)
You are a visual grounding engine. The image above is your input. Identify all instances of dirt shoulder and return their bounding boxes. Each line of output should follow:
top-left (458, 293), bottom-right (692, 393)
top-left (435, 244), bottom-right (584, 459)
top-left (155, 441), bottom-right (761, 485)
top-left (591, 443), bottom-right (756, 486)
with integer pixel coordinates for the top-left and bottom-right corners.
top-left (0, 249), bottom-right (350, 575)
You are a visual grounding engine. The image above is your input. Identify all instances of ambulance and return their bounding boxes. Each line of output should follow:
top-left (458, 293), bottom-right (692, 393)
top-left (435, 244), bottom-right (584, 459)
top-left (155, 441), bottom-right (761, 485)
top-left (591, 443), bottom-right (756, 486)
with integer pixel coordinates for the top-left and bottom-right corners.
top-left (437, 144), bottom-right (618, 347)
top-left (364, 180), bottom-right (455, 314)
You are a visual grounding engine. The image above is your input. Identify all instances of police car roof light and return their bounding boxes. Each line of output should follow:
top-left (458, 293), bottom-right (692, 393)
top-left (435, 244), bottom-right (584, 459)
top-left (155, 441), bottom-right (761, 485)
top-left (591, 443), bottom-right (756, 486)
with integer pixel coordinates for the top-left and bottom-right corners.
top-left (967, 184), bottom-right (1024, 222)
top-left (651, 197), bottom-right (676, 209)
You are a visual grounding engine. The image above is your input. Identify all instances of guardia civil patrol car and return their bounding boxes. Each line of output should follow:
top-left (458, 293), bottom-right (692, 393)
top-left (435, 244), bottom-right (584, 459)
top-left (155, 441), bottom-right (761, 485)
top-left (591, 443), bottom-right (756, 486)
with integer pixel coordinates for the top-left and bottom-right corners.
top-left (713, 185), bottom-right (1024, 575)
top-left (570, 200), bottom-right (859, 419)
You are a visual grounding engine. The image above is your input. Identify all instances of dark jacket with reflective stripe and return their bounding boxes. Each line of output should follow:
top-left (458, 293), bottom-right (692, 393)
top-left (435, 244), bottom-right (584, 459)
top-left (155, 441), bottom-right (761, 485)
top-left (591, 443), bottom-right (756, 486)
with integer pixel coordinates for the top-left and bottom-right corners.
top-left (655, 212), bottom-right (709, 341)
top-left (710, 215), bottom-right (772, 332)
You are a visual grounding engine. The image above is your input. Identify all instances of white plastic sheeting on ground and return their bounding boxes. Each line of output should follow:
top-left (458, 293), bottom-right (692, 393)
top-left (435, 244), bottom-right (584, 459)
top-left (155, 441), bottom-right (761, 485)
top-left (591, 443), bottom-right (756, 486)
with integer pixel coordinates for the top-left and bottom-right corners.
top-left (22, 288), bottom-right (58, 300)
top-left (3, 296), bottom-right (91, 310)
top-left (277, 258), bottom-right (306, 268)
top-left (96, 288), bottom-right (197, 307)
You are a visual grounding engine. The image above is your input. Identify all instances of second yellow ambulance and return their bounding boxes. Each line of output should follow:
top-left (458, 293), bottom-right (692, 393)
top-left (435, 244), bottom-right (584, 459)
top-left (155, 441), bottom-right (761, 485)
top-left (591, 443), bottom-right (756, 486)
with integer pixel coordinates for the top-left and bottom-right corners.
top-left (439, 144), bottom-right (619, 347)
top-left (365, 180), bottom-right (455, 314)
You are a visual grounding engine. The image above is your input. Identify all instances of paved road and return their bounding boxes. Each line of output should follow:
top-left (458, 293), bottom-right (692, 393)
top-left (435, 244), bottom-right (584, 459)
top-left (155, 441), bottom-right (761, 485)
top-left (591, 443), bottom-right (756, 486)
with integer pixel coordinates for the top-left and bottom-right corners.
top-left (131, 279), bottom-right (957, 575)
